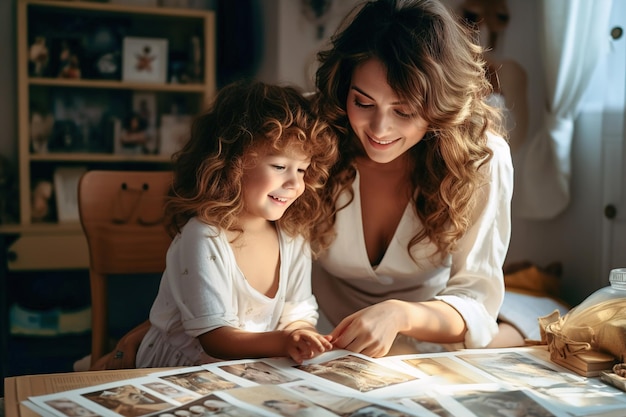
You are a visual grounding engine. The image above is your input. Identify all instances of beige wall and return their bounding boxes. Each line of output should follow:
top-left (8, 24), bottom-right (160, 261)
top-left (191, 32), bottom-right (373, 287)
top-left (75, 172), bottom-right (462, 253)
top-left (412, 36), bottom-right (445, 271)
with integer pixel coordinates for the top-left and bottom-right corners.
top-left (255, 0), bottom-right (359, 90)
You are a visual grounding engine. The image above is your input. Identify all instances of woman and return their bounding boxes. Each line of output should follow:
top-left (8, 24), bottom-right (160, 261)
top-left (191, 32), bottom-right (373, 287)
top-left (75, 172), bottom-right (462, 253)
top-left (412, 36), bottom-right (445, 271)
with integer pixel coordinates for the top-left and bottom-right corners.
top-left (311, 0), bottom-right (515, 357)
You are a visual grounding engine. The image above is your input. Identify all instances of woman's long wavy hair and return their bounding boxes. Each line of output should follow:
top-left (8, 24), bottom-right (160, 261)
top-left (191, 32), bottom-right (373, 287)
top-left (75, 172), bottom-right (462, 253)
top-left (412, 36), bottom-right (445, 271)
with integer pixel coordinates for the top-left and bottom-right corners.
top-left (166, 80), bottom-right (338, 257)
top-left (313, 0), bottom-right (505, 259)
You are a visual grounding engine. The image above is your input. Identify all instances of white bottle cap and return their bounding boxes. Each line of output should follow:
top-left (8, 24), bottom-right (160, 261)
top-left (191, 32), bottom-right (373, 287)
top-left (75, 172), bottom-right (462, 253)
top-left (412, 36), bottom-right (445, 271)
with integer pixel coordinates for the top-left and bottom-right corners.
top-left (609, 268), bottom-right (626, 284)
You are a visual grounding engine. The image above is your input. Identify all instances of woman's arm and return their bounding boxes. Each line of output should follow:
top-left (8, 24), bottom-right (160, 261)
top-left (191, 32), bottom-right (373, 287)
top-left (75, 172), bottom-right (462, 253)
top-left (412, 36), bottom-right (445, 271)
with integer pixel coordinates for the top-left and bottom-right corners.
top-left (330, 299), bottom-right (466, 357)
top-left (331, 135), bottom-right (513, 357)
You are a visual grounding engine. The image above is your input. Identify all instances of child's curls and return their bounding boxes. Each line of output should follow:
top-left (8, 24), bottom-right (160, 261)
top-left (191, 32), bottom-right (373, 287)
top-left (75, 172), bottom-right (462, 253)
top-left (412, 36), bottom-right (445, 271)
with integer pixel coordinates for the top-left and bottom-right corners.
top-left (165, 80), bottom-right (338, 255)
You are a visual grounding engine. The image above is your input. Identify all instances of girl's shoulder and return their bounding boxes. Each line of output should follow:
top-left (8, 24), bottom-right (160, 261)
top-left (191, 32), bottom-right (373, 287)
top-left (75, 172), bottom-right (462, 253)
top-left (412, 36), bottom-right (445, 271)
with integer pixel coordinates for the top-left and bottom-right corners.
top-left (179, 217), bottom-right (222, 241)
top-left (276, 226), bottom-right (311, 257)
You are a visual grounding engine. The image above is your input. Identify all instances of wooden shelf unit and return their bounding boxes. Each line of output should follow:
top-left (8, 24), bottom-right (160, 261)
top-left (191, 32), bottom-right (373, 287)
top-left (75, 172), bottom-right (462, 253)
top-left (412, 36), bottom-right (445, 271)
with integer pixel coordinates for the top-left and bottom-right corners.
top-left (5, 0), bottom-right (216, 269)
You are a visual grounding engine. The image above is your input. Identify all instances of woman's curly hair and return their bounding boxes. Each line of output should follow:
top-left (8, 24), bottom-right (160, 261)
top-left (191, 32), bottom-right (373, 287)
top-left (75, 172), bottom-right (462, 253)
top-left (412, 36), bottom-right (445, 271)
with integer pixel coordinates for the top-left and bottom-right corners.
top-left (313, 0), bottom-right (505, 259)
top-left (166, 80), bottom-right (338, 257)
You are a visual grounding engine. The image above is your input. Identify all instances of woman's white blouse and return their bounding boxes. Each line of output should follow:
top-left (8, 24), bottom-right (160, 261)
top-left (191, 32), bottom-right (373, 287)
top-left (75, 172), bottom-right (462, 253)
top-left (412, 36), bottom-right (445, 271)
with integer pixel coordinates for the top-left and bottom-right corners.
top-left (313, 133), bottom-right (513, 348)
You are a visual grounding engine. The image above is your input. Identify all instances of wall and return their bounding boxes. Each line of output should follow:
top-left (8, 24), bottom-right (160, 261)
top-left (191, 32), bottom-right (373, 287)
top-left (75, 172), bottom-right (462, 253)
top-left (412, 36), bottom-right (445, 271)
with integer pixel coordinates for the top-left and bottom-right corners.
top-left (255, 0), bottom-right (359, 90)
top-left (504, 1), bottom-right (620, 305)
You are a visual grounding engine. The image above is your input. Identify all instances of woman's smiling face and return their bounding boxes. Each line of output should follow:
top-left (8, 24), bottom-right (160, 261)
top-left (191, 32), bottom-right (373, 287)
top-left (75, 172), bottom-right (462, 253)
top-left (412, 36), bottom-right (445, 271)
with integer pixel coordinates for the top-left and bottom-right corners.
top-left (346, 58), bottom-right (429, 164)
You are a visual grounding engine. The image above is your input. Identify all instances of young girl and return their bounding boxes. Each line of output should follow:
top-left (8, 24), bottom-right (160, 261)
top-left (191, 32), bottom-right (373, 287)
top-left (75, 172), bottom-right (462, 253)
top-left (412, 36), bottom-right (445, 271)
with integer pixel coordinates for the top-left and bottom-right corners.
top-left (136, 80), bottom-right (338, 367)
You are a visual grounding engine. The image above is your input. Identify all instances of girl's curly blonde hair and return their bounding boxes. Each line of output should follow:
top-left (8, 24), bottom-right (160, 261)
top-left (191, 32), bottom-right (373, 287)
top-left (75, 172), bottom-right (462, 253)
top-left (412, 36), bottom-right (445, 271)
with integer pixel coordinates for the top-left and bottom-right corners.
top-left (166, 80), bottom-right (338, 257)
top-left (313, 0), bottom-right (505, 259)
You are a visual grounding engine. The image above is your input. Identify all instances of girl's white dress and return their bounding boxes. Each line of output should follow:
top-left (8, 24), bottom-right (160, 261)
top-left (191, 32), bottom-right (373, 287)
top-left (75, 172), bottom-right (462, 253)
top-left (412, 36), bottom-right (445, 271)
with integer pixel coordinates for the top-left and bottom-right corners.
top-left (137, 217), bottom-right (319, 367)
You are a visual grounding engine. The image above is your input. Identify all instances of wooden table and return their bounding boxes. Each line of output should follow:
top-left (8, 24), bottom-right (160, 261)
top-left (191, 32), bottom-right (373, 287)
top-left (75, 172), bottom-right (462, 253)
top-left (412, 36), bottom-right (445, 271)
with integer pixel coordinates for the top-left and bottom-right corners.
top-left (4, 368), bottom-right (175, 417)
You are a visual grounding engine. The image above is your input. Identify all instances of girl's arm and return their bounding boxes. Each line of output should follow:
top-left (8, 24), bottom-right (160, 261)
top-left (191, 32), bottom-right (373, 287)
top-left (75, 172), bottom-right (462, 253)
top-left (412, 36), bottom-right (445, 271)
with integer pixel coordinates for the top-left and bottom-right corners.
top-left (198, 321), bottom-right (332, 363)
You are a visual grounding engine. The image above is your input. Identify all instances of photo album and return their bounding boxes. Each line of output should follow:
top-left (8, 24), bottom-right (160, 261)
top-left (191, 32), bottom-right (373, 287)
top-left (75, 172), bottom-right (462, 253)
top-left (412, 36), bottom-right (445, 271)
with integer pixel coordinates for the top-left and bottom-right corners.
top-left (23, 347), bottom-right (626, 417)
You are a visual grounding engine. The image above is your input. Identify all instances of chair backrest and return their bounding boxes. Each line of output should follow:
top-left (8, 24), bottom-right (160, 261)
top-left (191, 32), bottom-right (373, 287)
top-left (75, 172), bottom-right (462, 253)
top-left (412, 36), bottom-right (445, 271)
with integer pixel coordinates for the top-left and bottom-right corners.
top-left (78, 170), bottom-right (173, 365)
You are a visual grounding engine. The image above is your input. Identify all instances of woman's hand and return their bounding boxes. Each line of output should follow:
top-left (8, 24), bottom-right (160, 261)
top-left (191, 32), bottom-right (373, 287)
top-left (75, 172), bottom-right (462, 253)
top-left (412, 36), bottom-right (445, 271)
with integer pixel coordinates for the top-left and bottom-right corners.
top-left (330, 300), bottom-right (407, 357)
top-left (285, 329), bottom-right (333, 363)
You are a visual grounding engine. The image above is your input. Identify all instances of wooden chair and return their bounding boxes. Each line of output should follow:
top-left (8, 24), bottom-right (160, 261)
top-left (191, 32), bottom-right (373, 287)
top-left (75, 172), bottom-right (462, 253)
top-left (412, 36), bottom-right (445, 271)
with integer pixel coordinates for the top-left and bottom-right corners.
top-left (78, 170), bottom-right (173, 366)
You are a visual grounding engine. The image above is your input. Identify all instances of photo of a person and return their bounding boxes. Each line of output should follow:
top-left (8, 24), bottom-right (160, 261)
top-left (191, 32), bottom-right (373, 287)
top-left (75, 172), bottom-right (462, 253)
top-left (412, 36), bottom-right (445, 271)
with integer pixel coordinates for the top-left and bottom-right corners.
top-left (143, 381), bottom-right (197, 403)
top-left (160, 370), bottom-right (238, 395)
top-left (296, 355), bottom-right (415, 392)
top-left (403, 356), bottom-right (491, 385)
top-left (119, 112), bottom-right (148, 153)
top-left (152, 394), bottom-right (258, 417)
top-left (457, 352), bottom-right (577, 388)
top-left (347, 405), bottom-right (413, 417)
top-left (224, 385), bottom-right (336, 417)
top-left (262, 397), bottom-right (337, 417)
top-left (219, 361), bottom-right (299, 385)
top-left (455, 390), bottom-right (556, 417)
top-left (45, 398), bottom-right (99, 417)
top-left (82, 384), bottom-right (173, 416)
top-left (115, 92), bottom-right (158, 155)
top-left (289, 384), bottom-right (369, 414)
top-left (407, 394), bottom-right (455, 417)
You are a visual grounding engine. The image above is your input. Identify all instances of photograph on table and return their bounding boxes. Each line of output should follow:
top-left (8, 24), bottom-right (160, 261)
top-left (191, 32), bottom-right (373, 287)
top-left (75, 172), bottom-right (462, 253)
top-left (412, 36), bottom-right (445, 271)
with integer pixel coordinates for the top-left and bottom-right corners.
top-left (156, 368), bottom-right (239, 396)
top-left (220, 385), bottom-right (338, 417)
top-left (400, 355), bottom-right (493, 385)
top-left (143, 393), bottom-right (259, 417)
top-left (453, 389), bottom-right (557, 417)
top-left (217, 360), bottom-right (301, 385)
top-left (81, 383), bottom-right (173, 416)
top-left (295, 354), bottom-right (416, 393)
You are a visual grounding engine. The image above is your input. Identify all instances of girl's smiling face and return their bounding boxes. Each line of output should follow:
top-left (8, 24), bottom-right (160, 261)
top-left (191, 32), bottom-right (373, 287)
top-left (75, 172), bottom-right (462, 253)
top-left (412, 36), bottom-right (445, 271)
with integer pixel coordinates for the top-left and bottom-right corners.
top-left (346, 58), bottom-right (429, 164)
top-left (241, 144), bottom-right (310, 223)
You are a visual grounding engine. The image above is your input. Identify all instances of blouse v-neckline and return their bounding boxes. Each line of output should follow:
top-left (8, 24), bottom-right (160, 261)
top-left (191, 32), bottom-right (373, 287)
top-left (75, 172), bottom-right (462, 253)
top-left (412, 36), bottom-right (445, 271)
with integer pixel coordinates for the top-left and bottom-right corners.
top-left (353, 171), bottom-right (412, 271)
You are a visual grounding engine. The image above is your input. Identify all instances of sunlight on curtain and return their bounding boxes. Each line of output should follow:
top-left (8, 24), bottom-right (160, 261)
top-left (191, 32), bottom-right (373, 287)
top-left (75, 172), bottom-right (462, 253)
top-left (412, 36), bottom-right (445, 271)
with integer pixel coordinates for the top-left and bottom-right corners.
top-left (515, 0), bottom-right (612, 219)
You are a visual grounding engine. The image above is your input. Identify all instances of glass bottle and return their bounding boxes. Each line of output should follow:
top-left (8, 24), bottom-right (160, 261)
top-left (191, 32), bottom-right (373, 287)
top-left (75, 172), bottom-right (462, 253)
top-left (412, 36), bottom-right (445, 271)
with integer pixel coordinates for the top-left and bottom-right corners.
top-left (572, 268), bottom-right (626, 313)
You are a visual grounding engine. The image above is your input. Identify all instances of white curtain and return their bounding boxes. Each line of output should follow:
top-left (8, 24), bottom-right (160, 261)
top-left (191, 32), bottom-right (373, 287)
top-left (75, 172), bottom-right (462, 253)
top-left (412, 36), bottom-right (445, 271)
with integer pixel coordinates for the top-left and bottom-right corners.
top-left (515, 0), bottom-right (613, 219)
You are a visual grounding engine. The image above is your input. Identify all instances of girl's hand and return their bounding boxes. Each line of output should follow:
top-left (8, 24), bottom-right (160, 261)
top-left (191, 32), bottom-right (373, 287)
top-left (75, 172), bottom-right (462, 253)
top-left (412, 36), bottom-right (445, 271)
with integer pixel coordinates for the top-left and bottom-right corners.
top-left (286, 329), bottom-right (333, 363)
top-left (330, 300), bottom-right (405, 357)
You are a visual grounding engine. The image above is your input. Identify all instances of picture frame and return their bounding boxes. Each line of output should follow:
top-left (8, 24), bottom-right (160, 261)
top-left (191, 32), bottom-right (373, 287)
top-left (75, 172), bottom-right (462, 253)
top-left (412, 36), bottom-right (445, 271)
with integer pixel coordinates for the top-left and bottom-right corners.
top-left (53, 166), bottom-right (87, 223)
top-left (114, 92), bottom-right (158, 155)
top-left (49, 36), bottom-right (84, 79)
top-left (159, 114), bottom-right (192, 157)
top-left (122, 37), bottom-right (168, 83)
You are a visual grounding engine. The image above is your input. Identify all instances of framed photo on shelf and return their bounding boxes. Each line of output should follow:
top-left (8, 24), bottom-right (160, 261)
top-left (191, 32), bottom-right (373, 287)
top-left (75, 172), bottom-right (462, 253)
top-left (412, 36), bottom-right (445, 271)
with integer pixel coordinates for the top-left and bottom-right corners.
top-left (122, 37), bottom-right (168, 83)
top-left (114, 92), bottom-right (159, 155)
top-left (49, 37), bottom-right (84, 79)
top-left (159, 114), bottom-right (192, 156)
top-left (54, 166), bottom-right (87, 223)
